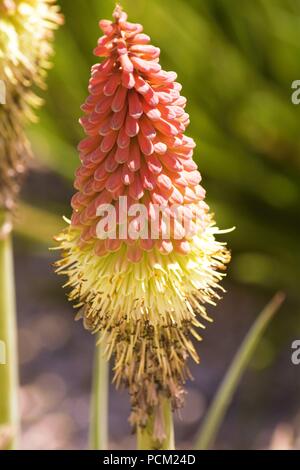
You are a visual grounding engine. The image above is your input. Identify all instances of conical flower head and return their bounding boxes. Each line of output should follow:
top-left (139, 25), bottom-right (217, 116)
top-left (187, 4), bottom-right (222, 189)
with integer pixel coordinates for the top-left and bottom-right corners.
top-left (56, 6), bottom-right (230, 436)
top-left (0, 0), bottom-right (63, 212)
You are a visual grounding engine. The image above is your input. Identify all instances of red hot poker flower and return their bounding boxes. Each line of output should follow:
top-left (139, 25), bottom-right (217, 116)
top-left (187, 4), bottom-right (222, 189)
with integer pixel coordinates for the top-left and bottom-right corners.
top-left (56, 5), bottom-right (231, 440)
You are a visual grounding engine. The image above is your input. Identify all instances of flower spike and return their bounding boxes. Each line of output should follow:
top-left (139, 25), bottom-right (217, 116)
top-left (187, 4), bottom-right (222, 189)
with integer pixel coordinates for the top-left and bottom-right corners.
top-left (0, 0), bottom-right (63, 212)
top-left (56, 5), bottom-right (230, 440)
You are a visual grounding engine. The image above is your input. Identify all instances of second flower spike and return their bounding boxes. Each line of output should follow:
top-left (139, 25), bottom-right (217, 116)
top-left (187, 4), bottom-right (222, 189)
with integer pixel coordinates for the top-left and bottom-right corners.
top-left (0, 0), bottom-right (63, 213)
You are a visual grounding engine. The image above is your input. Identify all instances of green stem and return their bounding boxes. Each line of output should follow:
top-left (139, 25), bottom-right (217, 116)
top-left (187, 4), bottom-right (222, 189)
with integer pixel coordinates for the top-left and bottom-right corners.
top-left (195, 292), bottom-right (285, 450)
top-left (0, 217), bottom-right (19, 450)
top-left (89, 337), bottom-right (109, 450)
top-left (137, 398), bottom-right (175, 450)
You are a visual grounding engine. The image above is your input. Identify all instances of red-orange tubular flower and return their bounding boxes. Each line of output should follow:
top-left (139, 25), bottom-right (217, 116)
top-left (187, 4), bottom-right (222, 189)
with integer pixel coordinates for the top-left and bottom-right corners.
top-left (56, 5), bottom-right (231, 438)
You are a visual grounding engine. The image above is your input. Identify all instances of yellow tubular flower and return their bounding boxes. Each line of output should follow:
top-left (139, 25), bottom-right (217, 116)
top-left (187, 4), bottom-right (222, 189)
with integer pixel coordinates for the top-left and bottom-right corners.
top-left (55, 6), bottom-right (231, 439)
top-left (0, 0), bottom-right (63, 212)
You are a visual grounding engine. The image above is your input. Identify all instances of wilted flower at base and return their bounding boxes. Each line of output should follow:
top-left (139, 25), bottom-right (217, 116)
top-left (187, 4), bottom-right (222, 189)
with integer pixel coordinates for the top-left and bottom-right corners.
top-left (0, 0), bottom-right (63, 212)
top-left (56, 5), bottom-right (230, 438)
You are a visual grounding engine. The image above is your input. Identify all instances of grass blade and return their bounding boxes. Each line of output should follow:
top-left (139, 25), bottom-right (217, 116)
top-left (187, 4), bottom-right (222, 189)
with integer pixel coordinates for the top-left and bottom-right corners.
top-left (195, 292), bottom-right (285, 450)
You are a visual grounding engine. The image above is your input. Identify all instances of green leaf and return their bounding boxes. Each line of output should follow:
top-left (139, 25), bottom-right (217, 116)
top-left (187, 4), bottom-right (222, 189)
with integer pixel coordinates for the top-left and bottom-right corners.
top-left (195, 292), bottom-right (285, 450)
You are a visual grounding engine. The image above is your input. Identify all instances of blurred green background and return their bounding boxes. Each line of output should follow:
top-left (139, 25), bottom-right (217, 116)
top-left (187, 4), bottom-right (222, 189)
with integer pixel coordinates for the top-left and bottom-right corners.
top-left (15, 0), bottom-right (300, 449)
